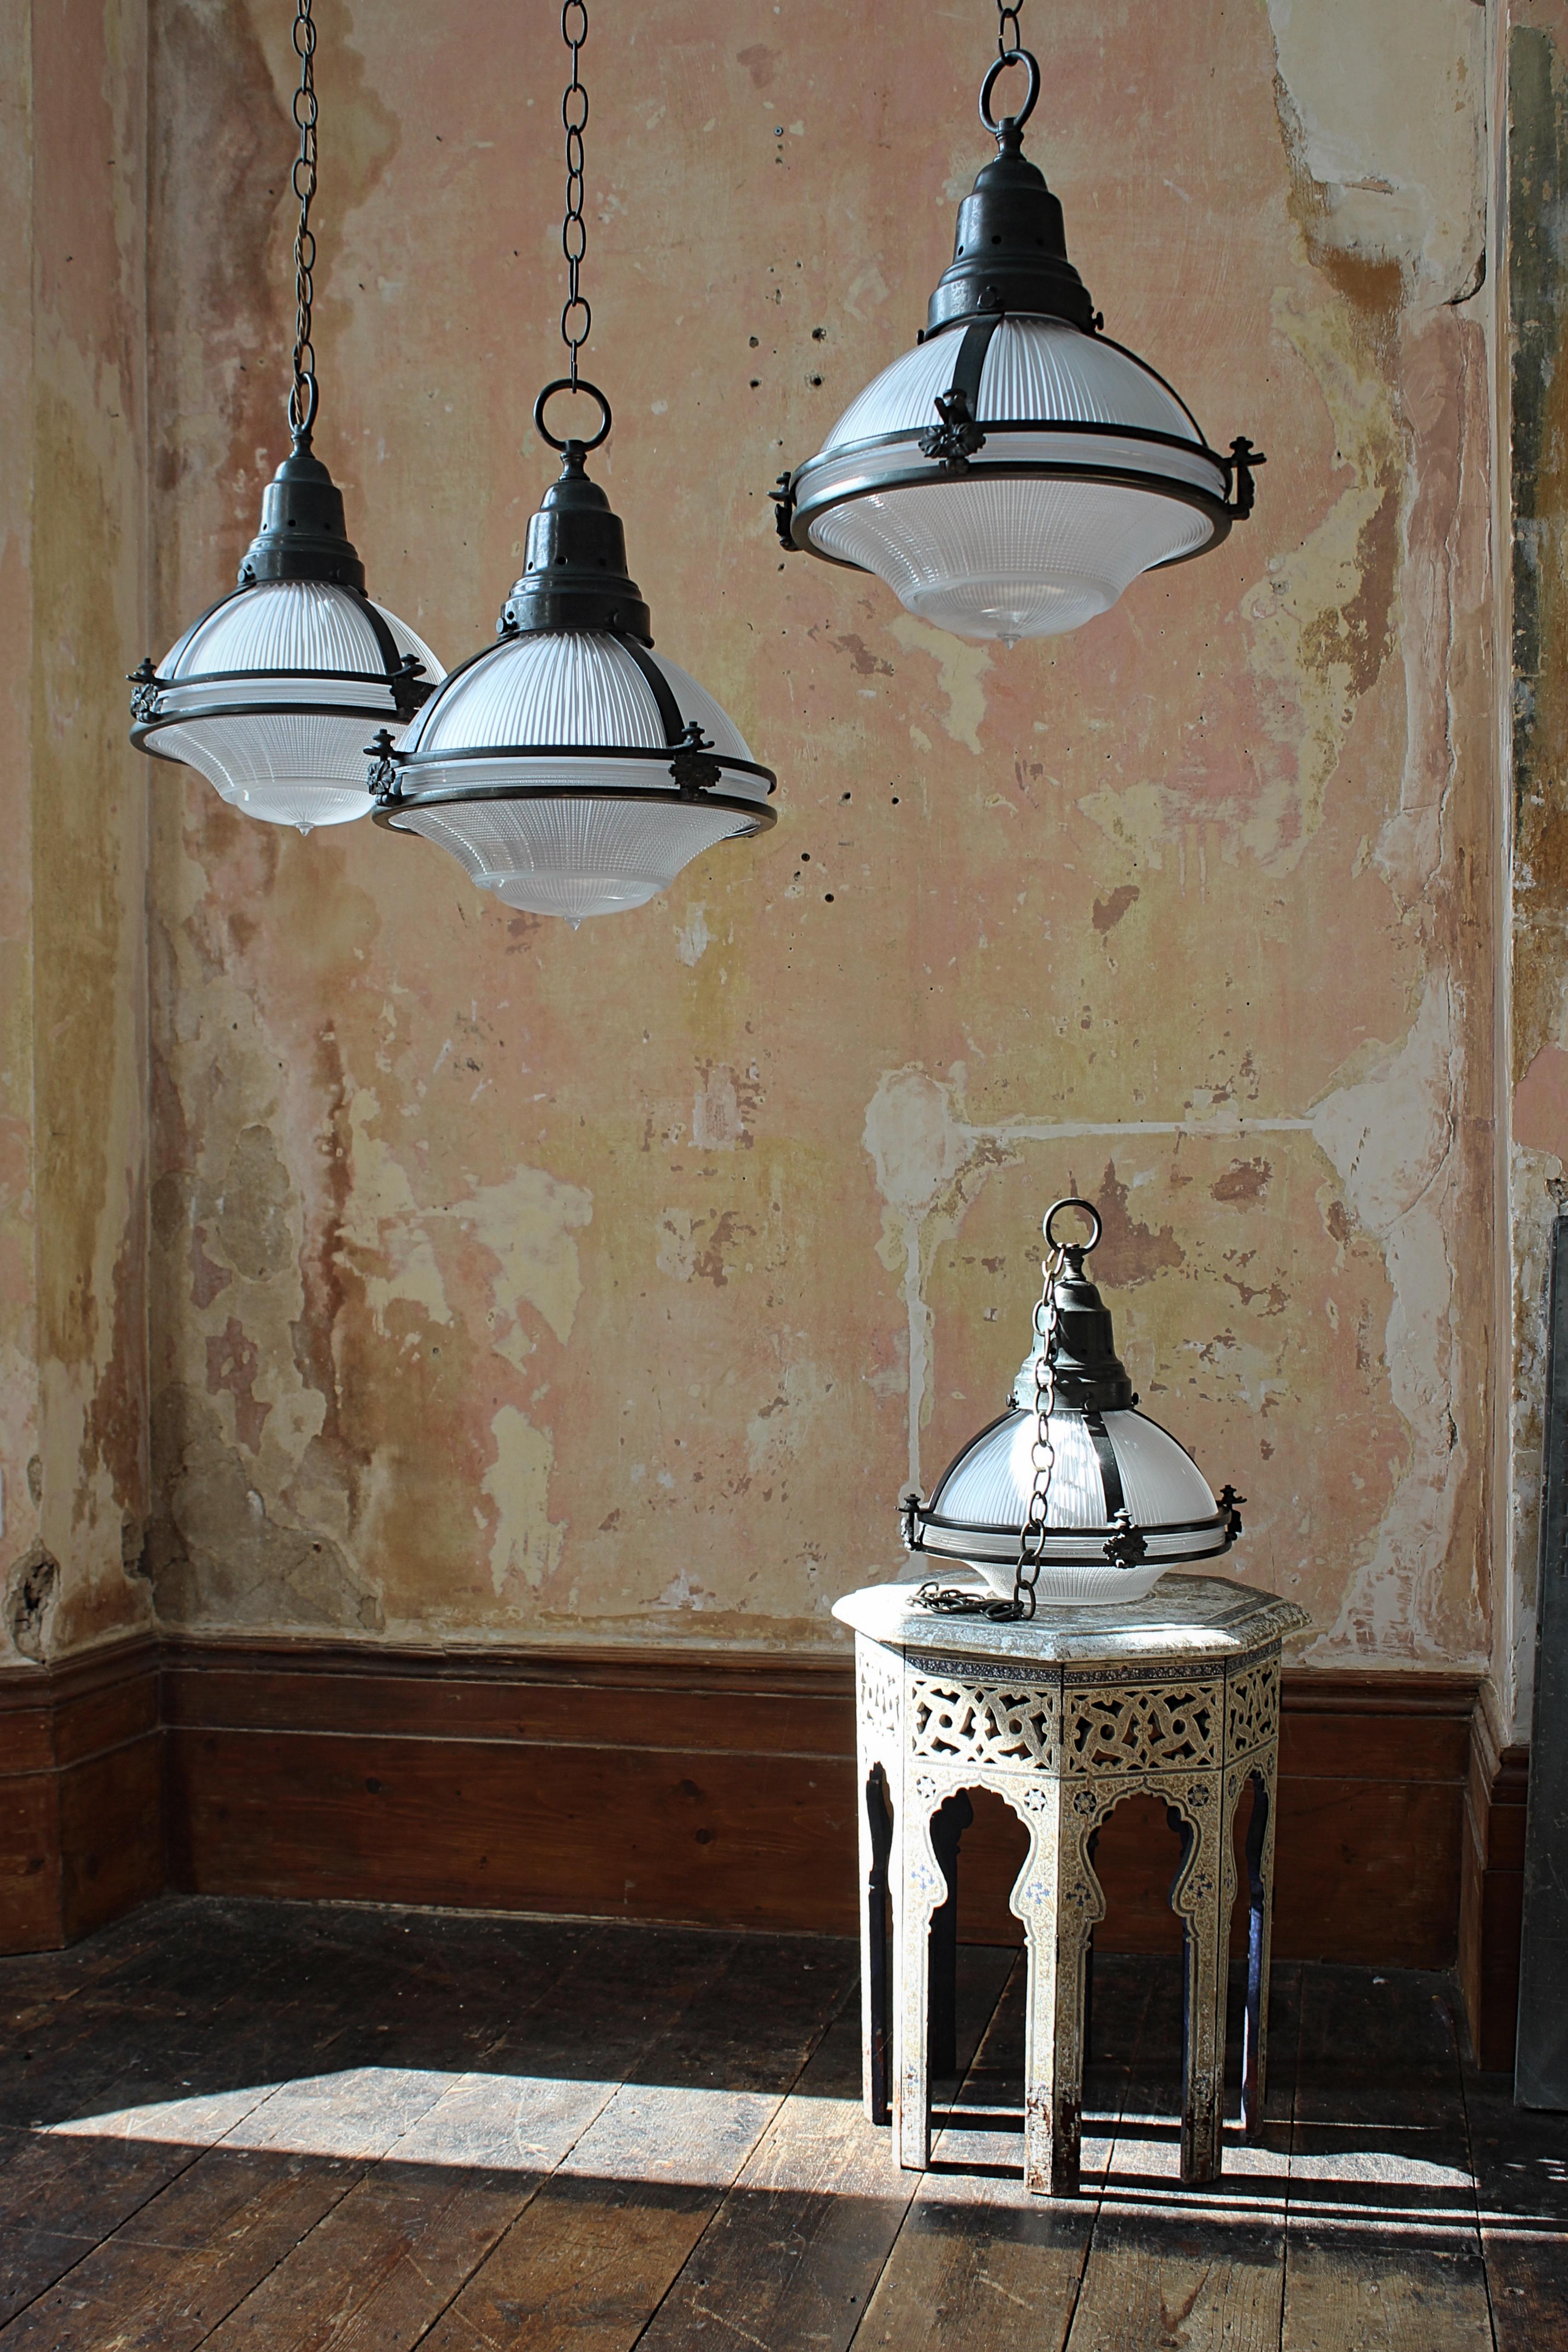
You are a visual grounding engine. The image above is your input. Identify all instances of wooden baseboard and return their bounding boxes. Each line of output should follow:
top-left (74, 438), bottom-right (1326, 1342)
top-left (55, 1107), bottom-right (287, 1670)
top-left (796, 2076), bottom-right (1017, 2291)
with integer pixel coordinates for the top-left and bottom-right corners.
top-left (1459, 1682), bottom-right (1530, 2069)
top-left (0, 1635), bottom-right (164, 1953)
top-left (160, 1639), bottom-right (858, 1937)
top-left (157, 1634), bottom-right (1482, 1969)
top-left (0, 1629), bottom-right (1500, 1971)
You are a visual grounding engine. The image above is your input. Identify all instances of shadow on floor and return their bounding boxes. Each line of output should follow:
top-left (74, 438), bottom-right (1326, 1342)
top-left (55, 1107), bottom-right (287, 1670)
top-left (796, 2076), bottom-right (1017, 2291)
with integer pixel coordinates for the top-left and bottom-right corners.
top-left (0, 1896), bottom-right (1563, 2350)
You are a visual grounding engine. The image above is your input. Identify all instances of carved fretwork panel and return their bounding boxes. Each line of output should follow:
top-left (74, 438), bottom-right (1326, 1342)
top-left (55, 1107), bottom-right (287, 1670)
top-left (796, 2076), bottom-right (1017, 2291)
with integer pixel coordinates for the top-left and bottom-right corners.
top-left (1225, 1656), bottom-right (1279, 1763)
top-left (1062, 1680), bottom-right (1221, 1775)
top-left (858, 1644), bottom-right (902, 1746)
top-left (848, 1593), bottom-right (1304, 2197)
top-left (909, 1674), bottom-right (1061, 1771)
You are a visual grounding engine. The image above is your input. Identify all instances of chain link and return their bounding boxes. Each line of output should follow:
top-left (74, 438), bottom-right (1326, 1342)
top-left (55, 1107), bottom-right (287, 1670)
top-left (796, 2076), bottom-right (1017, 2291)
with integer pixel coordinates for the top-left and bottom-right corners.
top-left (1011, 1242), bottom-right (1065, 1620)
top-left (289, 0), bottom-right (319, 438)
top-left (996, 0), bottom-right (1023, 58)
top-left (560, 0), bottom-right (590, 389)
top-left (912, 1232), bottom-right (1064, 1624)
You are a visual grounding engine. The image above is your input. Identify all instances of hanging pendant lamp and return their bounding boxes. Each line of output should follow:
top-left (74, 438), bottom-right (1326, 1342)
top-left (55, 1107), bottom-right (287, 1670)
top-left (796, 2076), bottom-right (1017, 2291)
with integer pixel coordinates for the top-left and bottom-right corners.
top-left (773, 5), bottom-right (1263, 644)
top-left (129, 0), bottom-right (443, 832)
top-left (369, 2), bottom-right (775, 926)
top-left (900, 1198), bottom-right (1244, 1612)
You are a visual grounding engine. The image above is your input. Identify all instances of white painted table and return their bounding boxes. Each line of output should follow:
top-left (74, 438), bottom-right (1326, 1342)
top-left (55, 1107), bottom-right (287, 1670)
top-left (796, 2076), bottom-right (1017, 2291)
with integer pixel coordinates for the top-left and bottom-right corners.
top-left (833, 1574), bottom-right (1310, 2194)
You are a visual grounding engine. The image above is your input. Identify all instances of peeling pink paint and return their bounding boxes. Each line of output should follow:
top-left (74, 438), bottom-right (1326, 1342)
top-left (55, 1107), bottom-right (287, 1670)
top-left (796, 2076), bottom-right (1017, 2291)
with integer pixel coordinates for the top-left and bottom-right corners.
top-left (0, 0), bottom-right (1529, 1687)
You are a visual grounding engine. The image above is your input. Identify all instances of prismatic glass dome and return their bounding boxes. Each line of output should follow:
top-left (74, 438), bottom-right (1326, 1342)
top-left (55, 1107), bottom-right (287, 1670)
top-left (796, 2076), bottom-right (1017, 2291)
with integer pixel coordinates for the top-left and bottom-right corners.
top-left (372, 410), bottom-right (775, 925)
top-left (136, 545), bottom-right (443, 833)
top-left (902, 1198), bottom-right (1243, 1608)
top-left (775, 47), bottom-right (1261, 644)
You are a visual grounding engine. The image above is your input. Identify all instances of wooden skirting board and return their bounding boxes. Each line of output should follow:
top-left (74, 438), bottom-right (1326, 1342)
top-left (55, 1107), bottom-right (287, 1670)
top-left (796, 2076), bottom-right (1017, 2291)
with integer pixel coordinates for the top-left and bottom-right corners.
top-left (1459, 1680), bottom-right (1531, 2070)
top-left (0, 1629), bottom-right (1528, 2063)
top-left (0, 1632), bottom-right (163, 1950)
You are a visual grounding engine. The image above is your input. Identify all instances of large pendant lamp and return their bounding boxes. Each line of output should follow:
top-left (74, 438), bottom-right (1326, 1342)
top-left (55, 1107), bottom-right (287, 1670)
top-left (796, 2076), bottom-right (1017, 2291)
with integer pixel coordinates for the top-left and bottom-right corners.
top-left (774, 6), bottom-right (1263, 643)
top-left (370, 3), bottom-right (775, 927)
top-left (129, 0), bottom-right (443, 831)
top-left (901, 1199), bottom-right (1244, 1613)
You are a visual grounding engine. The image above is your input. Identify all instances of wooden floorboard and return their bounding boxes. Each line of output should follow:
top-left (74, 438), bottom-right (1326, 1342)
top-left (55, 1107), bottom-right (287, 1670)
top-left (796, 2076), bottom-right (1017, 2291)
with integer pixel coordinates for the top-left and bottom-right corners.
top-left (0, 2151), bottom-right (361, 2352)
top-left (0, 1898), bottom-right (1566, 2349)
top-left (1282, 1967), bottom-right (1493, 2352)
top-left (851, 1952), bottom-right (1105, 2352)
top-left (421, 1931), bottom-right (856, 2352)
top-left (1069, 1952), bottom-right (1287, 2352)
top-left (1462, 2059), bottom-right (1568, 2352)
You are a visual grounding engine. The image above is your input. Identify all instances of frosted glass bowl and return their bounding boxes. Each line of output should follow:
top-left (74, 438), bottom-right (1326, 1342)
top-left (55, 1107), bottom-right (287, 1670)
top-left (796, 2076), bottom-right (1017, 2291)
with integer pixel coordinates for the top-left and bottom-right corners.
top-left (792, 316), bottom-right (1230, 643)
top-left (145, 580), bottom-right (443, 831)
top-left (381, 631), bottom-right (772, 923)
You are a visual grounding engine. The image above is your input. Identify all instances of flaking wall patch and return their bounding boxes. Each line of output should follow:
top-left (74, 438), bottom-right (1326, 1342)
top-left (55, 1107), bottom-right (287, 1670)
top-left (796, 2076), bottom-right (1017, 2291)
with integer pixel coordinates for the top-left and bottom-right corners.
top-left (131, 0), bottom-right (1500, 1665)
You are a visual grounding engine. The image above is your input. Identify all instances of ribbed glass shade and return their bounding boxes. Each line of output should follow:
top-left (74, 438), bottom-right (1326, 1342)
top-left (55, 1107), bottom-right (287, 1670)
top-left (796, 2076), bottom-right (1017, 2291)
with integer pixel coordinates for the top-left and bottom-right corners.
top-left (810, 472), bottom-right (1211, 639)
top-left (928, 1408), bottom-right (1217, 1555)
top-left (148, 582), bottom-right (443, 831)
top-left (829, 316), bottom-right (1199, 444)
top-left (795, 317), bottom-right (1228, 643)
top-left (388, 794), bottom-right (755, 922)
top-left (385, 631), bottom-right (770, 924)
top-left (404, 632), bottom-right (754, 766)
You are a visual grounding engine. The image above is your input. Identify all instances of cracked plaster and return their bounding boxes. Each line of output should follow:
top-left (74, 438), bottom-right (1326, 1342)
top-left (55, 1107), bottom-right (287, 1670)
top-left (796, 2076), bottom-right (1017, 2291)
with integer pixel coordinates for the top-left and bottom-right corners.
top-left (0, 0), bottom-right (1507, 1681)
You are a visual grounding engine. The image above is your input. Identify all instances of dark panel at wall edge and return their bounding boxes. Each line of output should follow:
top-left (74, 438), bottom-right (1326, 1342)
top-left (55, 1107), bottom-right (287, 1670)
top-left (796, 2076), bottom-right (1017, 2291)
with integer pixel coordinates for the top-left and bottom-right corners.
top-left (1460, 1676), bottom-right (1530, 2071)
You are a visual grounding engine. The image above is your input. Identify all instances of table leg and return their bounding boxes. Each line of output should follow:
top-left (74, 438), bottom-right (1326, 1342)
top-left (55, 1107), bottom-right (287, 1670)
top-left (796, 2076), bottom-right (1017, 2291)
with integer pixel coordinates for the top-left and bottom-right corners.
top-left (893, 1788), bottom-right (944, 2173)
top-left (1170, 1786), bottom-right (1226, 2186)
top-left (862, 1763), bottom-right (894, 2127)
top-left (1243, 1756), bottom-right (1278, 2133)
top-left (1023, 1795), bottom-right (1096, 2198)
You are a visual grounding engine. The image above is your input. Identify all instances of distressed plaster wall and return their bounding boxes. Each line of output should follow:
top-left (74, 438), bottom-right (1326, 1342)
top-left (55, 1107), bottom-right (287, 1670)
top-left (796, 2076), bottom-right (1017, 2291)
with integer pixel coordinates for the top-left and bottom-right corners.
top-left (135, 0), bottom-right (1506, 1668)
top-left (0, 0), bottom-right (153, 1669)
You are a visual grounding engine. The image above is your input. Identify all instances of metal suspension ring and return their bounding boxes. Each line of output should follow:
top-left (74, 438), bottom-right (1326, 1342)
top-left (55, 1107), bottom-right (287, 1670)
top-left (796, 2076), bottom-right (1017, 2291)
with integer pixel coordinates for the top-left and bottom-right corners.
top-left (979, 47), bottom-right (1040, 134)
top-left (1044, 1195), bottom-right (1102, 1254)
top-left (534, 377), bottom-right (613, 453)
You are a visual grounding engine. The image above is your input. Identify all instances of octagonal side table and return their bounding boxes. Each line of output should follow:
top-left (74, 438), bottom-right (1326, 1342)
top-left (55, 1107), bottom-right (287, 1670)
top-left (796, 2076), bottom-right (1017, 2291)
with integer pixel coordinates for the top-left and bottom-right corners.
top-left (833, 1574), bottom-right (1310, 2196)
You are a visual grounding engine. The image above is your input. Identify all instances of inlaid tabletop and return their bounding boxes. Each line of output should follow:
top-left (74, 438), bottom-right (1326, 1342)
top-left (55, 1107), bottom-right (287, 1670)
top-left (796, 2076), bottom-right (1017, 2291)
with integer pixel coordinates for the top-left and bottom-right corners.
top-left (832, 1571), bottom-right (1311, 1667)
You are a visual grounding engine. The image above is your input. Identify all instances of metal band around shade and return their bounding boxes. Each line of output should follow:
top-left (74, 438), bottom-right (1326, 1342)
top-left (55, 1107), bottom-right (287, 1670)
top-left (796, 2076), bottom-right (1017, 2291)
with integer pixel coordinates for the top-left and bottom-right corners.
top-left (905, 1499), bottom-right (1237, 1566)
top-left (791, 458), bottom-right (1233, 574)
top-left (142, 668), bottom-right (431, 694)
top-left (371, 783), bottom-right (776, 834)
top-left (382, 743), bottom-right (775, 790)
top-left (132, 692), bottom-right (434, 763)
top-left (135, 678), bottom-right (431, 733)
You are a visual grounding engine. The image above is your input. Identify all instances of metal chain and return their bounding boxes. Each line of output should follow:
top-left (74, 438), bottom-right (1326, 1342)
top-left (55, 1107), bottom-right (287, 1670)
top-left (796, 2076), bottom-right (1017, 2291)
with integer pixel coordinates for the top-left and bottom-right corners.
top-left (560, 0), bottom-right (590, 389)
top-left (912, 1236), bottom-right (1064, 1624)
top-left (996, 0), bottom-right (1023, 58)
top-left (289, 0), bottom-right (319, 438)
top-left (1012, 1242), bottom-right (1066, 1621)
